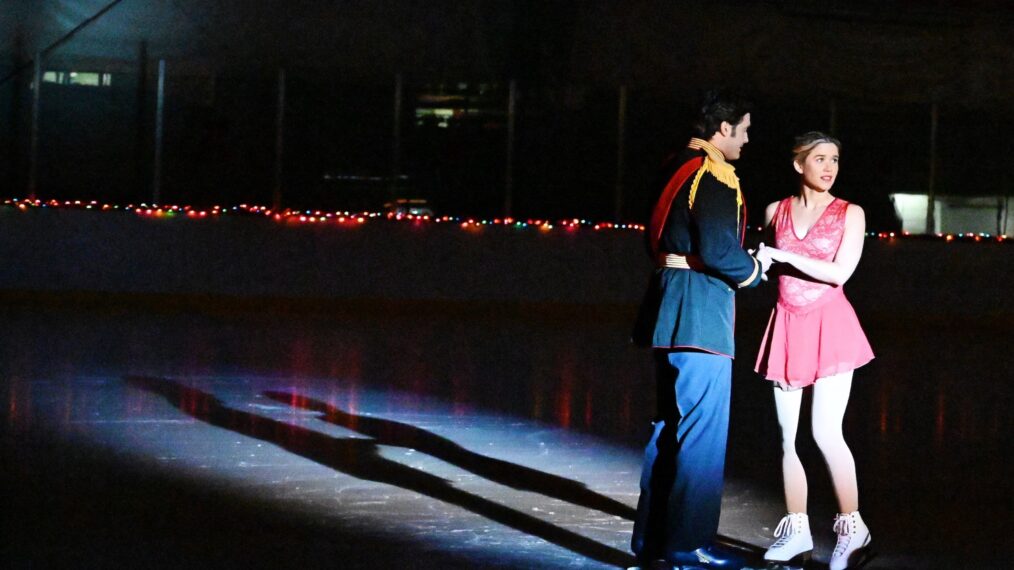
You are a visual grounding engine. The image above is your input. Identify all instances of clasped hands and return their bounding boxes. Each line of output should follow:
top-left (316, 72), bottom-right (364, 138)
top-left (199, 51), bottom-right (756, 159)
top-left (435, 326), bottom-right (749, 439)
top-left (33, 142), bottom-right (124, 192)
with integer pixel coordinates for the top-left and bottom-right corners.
top-left (751, 242), bottom-right (782, 281)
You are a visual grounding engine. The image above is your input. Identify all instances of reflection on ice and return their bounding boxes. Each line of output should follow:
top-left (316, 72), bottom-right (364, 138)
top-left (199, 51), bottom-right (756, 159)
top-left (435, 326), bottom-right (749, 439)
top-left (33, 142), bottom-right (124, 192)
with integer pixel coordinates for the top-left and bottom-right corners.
top-left (0, 303), bottom-right (1008, 568)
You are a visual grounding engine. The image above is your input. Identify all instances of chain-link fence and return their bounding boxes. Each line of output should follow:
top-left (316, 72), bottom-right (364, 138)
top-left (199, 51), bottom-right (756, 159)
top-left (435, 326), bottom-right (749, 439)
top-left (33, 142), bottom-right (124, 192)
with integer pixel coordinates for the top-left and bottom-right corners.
top-left (4, 1), bottom-right (1014, 232)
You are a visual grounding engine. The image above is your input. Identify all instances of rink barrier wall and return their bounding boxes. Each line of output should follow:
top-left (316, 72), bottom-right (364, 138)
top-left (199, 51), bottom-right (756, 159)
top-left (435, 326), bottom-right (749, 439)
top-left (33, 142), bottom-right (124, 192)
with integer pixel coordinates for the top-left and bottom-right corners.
top-left (0, 209), bottom-right (1010, 322)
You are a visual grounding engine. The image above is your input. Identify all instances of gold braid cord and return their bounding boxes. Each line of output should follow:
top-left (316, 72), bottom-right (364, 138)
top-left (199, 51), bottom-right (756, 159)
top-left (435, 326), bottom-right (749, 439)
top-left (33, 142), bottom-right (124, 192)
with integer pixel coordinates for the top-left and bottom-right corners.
top-left (686, 138), bottom-right (743, 224)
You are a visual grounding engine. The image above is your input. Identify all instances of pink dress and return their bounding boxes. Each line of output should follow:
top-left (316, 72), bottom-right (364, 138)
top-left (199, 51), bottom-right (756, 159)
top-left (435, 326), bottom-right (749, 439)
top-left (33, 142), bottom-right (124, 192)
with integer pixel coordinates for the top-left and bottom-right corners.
top-left (754, 197), bottom-right (874, 387)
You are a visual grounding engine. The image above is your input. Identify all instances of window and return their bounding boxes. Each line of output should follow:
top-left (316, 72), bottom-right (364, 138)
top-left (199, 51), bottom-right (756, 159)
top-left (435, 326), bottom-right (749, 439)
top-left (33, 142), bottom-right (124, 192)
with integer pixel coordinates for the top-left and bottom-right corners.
top-left (43, 71), bottom-right (113, 87)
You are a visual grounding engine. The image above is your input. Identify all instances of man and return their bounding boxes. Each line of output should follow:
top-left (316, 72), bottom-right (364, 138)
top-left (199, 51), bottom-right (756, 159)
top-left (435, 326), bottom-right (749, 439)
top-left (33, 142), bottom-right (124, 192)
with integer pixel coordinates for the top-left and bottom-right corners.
top-left (630, 89), bottom-right (772, 570)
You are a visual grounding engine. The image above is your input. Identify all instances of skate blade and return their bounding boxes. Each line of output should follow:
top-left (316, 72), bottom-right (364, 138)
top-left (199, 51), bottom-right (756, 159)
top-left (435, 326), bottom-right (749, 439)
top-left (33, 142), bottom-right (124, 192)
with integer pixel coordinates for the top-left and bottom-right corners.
top-left (765, 549), bottom-right (812, 567)
top-left (763, 552), bottom-right (812, 569)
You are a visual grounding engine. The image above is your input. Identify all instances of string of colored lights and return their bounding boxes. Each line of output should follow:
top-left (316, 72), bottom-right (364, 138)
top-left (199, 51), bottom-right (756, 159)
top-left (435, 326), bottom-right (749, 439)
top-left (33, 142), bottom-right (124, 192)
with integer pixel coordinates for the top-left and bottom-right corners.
top-left (3, 197), bottom-right (1009, 243)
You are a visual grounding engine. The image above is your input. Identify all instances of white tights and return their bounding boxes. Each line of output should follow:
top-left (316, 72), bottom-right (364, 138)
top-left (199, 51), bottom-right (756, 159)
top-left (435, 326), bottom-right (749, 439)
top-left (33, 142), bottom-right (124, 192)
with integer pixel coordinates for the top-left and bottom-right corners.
top-left (773, 370), bottom-right (859, 514)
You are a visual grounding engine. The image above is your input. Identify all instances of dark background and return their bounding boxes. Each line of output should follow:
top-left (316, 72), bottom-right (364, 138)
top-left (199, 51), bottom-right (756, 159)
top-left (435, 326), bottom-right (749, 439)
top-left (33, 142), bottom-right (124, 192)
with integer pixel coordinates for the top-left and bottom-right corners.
top-left (2, 4), bottom-right (1013, 566)
top-left (3, 1), bottom-right (1014, 229)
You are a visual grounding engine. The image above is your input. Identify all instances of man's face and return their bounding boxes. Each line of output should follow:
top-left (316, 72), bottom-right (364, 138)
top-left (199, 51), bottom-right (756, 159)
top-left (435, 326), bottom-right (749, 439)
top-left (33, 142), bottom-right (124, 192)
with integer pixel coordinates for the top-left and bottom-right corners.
top-left (716, 113), bottom-right (751, 161)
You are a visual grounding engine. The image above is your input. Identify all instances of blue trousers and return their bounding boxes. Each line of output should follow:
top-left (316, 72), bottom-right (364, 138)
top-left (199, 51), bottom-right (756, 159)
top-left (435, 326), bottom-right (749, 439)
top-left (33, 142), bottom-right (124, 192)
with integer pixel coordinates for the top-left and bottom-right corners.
top-left (631, 350), bottom-right (732, 560)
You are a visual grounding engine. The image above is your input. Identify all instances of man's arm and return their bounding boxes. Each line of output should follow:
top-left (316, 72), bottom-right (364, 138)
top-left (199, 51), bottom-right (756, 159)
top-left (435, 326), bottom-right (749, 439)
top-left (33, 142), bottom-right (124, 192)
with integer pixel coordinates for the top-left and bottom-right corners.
top-left (692, 174), bottom-right (764, 288)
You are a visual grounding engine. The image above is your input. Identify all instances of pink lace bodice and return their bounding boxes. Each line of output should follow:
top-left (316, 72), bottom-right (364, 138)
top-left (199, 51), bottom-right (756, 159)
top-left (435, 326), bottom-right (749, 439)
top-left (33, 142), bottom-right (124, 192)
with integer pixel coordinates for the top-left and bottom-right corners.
top-left (773, 197), bottom-right (849, 309)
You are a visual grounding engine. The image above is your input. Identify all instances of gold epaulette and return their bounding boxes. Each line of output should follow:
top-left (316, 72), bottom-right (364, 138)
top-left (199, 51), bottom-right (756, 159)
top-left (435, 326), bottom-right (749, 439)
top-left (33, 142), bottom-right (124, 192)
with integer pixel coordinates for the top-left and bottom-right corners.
top-left (687, 138), bottom-right (744, 220)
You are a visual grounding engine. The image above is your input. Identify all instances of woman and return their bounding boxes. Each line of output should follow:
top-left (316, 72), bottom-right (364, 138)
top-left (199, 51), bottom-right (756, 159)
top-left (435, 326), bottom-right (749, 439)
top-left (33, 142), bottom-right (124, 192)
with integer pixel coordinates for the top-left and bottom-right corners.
top-left (754, 131), bottom-right (875, 569)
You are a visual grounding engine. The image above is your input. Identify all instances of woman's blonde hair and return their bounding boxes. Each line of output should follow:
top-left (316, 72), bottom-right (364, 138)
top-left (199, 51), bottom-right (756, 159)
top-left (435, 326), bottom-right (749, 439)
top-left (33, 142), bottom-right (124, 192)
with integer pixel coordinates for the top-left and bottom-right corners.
top-left (792, 131), bottom-right (841, 165)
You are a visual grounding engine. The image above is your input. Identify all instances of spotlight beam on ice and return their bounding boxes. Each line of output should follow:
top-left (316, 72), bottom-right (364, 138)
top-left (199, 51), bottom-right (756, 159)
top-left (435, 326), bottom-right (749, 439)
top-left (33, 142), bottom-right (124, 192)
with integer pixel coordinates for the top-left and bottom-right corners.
top-left (261, 390), bottom-right (637, 520)
top-left (124, 375), bottom-right (637, 568)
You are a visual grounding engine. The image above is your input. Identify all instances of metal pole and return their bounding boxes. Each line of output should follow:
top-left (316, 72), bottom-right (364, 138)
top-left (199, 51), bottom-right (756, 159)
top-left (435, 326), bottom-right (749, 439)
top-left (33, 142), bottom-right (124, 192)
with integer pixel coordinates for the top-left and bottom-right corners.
top-left (1002, 196), bottom-right (1010, 236)
top-left (615, 85), bottom-right (628, 222)
top-left (390, 72), bottom-right (403, 198)
top-left (998, 196), bottom-right (1005, 237)
top-left (273, 67), bottom-right (286, 210)
top-left (134, 41), bottom-right (148, 197)
top-left (28, 52), bottom-right (41, 200)
top-left (505, 79), bottom-right (517, 217)
top-left (153, 59), bottom-right (165, 204)
top-left (926, 101), bottom-right (938, 234)
top-left (9, 33), bottom-right (25, 194)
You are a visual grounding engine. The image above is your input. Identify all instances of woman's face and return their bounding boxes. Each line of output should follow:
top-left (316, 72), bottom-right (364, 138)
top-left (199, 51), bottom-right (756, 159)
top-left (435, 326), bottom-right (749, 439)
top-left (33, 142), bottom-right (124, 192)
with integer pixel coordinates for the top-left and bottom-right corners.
top-left (795, 142), bottom-right (840, 192)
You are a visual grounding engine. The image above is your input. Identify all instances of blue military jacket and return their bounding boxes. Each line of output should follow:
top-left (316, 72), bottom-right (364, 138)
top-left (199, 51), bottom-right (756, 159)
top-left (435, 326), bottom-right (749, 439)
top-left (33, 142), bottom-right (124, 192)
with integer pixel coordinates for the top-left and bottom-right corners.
top-left (636, 138), bottom-right (762, 357)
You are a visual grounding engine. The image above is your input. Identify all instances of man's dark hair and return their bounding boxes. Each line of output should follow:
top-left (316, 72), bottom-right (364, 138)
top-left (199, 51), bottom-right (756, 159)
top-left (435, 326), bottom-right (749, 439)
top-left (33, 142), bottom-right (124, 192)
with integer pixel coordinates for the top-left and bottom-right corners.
top-left (692, 88), bottom-right (752, 139)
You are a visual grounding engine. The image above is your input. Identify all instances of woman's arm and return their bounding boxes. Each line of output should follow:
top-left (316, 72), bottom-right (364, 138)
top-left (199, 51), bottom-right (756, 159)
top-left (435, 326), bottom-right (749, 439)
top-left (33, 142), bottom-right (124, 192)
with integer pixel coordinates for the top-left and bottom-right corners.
top-left (763, 200), bottom-right (779, 228)
top-left (763, 204), bottom-right (866, 286)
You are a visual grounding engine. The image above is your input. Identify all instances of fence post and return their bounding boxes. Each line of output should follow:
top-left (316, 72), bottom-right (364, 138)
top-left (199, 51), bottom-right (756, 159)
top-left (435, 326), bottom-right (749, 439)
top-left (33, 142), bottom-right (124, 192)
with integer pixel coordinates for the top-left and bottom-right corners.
top-left (153, 59), bottom-right (166, 204)
top-left (615, 85), bottom-right (628, 222)
top-left (134, 41), bottom-right (148, 198)
top-left (8, 34), bottom-right (25, 195)
top-left (28, 53), bottom-right (41, 200)
top-left (926, 101), bottom-right (938, 234)
top-left (997, 196), bottom-right (1006, 236)
top-left (505, 79), bottom-right (517, 217)
top-left (273, 67), bottom-right (286, 210)
top-left (390, 72), bottom-right (403, 199)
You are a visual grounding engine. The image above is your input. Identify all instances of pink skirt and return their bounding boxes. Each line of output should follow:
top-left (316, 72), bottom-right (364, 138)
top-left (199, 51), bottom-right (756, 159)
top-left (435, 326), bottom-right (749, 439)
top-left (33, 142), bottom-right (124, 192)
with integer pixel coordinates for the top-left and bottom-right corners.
top-left (754, 288), bottom-right (874, 388)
